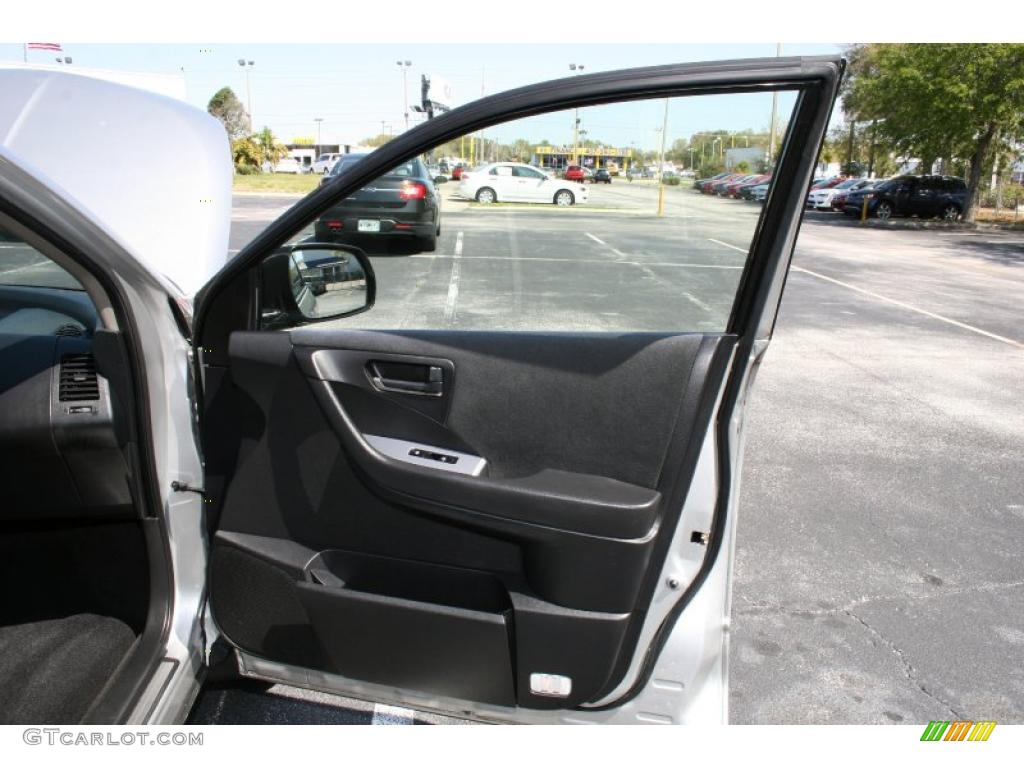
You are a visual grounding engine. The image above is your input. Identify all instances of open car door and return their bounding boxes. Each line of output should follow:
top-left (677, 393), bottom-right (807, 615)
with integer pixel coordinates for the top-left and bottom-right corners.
top-left (194, 57), bottom-right (842, 724)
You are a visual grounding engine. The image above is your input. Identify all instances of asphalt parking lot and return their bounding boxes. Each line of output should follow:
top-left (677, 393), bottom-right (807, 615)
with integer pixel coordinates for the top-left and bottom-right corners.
top-left (228, 181), bottom-right (1024, 724)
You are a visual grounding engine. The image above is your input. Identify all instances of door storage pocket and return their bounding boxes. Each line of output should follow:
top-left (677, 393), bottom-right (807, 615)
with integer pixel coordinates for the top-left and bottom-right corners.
top-left (296, 551), bottom-right (515, 706)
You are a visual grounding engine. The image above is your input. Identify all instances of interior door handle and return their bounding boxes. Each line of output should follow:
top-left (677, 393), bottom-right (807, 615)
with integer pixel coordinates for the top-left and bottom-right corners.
top-left (369, 362), bottom-right (444, 396)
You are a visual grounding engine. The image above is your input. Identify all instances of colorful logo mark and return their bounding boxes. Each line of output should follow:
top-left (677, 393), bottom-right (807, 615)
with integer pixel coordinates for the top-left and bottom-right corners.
top-left (920, 721), bottom-right (996, 742)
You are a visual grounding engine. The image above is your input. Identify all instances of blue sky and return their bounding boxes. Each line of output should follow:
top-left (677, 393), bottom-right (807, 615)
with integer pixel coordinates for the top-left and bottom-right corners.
top-left (0, 43), bottom-right (843, 148)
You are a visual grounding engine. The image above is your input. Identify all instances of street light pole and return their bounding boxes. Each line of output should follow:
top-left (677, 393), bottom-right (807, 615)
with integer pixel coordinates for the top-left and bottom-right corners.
top-left (238, 59), bottom-right (255, 129)
top-left (569, 63), bottom-right (585, 167)
top-left (656, 99), bottom-right (669, 216)
top-left (314, 118), bottom-right (323, 155)
top-left (396, 60), bottom-right (412, 132)
top-left (768, 43), bottom-right (781, 165)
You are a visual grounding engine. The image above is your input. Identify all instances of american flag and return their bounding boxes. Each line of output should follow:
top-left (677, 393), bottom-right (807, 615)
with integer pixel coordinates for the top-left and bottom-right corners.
top-left (26, 43), bottom-right (62, 52)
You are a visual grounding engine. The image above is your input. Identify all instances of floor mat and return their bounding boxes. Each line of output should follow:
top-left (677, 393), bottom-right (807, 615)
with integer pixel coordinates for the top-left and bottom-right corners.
top-left (0, 613), bottom-right (135, 724)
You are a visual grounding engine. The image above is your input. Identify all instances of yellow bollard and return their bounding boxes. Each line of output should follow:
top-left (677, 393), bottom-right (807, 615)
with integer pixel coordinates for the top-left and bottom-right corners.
top-left (861, 196), bottom-right (869, 223)
top-left (657, 184), bottom-right (665, 216)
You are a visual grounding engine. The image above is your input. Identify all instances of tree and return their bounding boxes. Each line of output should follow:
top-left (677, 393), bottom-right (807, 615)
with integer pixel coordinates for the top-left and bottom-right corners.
top-left (842, 44), bottom-right (1024, 221)
top-left (360, 134), bottom-right (393, 148)
top-left (207, 87), bottom-right (250, 139)
top-left (256, 127), bottom-right (288, 168)
top-left (231, 136), bottom-right (263, 173)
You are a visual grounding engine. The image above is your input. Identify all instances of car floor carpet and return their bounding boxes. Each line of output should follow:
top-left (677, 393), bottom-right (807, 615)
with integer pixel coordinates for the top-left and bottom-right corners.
top-left (0, 613), bottom-right (135, 724)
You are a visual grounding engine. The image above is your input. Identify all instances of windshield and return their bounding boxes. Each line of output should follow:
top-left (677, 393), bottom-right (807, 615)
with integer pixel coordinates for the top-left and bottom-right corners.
top-left (0, 230), bottom-right (84, 291)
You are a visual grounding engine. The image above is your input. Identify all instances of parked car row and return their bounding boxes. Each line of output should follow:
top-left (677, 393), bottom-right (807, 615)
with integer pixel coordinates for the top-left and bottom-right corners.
top-left (693, 171), bottom-right (969, 221)
top-left (694, 171), bottom-right (773, 200)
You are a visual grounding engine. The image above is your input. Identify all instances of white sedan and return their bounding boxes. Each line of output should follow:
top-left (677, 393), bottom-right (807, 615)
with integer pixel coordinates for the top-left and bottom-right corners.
top-left (457, 162), bottom-right (588, 206)
top-left (806, 177), bottom-right (871, 210)
top-left (273, 157), bottom-right (307, 174)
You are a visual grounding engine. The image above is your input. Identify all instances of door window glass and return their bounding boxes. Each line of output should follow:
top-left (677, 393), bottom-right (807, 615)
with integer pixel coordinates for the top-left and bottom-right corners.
top-left (275, 90), bottom-right (800, 333)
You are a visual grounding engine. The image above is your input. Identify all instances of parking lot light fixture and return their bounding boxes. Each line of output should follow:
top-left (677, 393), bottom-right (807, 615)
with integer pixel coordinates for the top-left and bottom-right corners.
top-left (569, 64), bottom-right (585, 165)
top-left (238, 59), bottom-right (255, 128)
top-left (656, 99), bottom-right (669, 216)
top-left (397, 60), bottom-right (412, 132)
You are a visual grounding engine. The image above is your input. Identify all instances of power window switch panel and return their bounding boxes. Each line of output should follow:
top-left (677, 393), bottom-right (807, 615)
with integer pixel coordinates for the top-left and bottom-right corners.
top-left (530, 673), bottom-right (572, 698)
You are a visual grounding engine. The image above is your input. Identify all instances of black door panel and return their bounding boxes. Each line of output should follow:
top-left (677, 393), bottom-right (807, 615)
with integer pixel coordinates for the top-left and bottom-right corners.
top-left (292, 328), bottom-right (711, 489)
top-left (207, 328), bottom-right (732, 705)
top-left (196, 57), bottom-right (844, 714)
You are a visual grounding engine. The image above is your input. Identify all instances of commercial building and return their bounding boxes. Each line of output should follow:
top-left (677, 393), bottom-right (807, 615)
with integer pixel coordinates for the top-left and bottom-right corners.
top-left (534, 145), bottom-right (635, 173)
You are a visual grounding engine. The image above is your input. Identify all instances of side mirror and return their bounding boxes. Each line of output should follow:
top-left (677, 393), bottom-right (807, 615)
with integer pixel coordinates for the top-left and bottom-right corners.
top-left (260, 243), bottom-right (375, 329)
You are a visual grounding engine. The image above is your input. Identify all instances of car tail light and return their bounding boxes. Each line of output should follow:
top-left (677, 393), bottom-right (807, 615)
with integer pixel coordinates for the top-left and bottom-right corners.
top-left (399, 181), bottom-right (427, 200)
top-left (395, 223), bottom-right (412, 230)
top-left (326, 220), bottom-right (343, 229)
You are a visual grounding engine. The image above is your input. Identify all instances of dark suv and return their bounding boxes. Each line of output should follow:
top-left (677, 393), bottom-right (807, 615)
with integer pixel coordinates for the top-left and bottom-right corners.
top-left (843, 175), bottom-right (967, 220)
top-left (316, 153), bottom-right (441, 252)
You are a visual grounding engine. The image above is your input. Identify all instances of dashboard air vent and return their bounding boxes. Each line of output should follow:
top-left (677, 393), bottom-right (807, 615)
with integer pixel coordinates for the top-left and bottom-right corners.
top-left (59, 354), bottom-right (99, 401)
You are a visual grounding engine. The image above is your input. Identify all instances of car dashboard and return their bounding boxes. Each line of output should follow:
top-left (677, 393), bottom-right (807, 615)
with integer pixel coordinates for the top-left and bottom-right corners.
top-left (0, 284), bottom-right (133, 521)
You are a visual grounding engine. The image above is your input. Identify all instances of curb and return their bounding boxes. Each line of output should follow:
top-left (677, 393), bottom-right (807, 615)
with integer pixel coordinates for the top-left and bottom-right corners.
top-left (232, 190), bottom-right (308, 198)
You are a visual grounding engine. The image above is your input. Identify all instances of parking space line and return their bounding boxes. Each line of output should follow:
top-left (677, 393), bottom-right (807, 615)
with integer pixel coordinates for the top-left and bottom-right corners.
top-left (586, 233), bottom-right (607, 245)
top-left (707, 237), bottom-right (749, 254)
top-left (442, 231), bottom-right (463, 325)
top-left (791, 265), bottom-right (1024, 349)
top-left (0, 260), bottom-right (49, 275)
top-left (707, 234), bottom-right (1024, 348)
top-left (415, 253), bottom-right (742, 268)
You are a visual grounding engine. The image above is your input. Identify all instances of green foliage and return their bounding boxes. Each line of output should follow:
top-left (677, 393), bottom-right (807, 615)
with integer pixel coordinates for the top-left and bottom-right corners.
top-left (230, 127), bottom-right (289, 174)
top-left (207, 87), bottom-right (250, 139)
top-left (231, 136), bottom-right (263, 173)
top-left (361, 133), bottom-right (393, 148)
top-left (843, 44), bottom-right (1024, 220)
top-left (698, 160), bottom-right (724, 178)
top-left (979, 182), bottom-right (1024, 209)
top-left (256, 127), bottom-right (288, 167)
top-left (663, 176), bottom-right (681, 186)
top-left (734, 161), bottom-right (750, 174)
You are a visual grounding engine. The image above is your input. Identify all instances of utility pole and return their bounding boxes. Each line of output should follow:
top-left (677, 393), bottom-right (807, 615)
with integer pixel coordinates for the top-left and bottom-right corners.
top-left (768, 44), bottom-right (781, 166)
top-left (314, 118), bottom-right (323, 155)
top-left (656, 99), bottom-right (669, 216)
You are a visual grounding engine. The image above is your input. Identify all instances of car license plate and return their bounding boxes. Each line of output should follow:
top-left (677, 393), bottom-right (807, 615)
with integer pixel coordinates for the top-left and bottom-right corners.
top-left (357, 220), bottom-right (380, 233)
